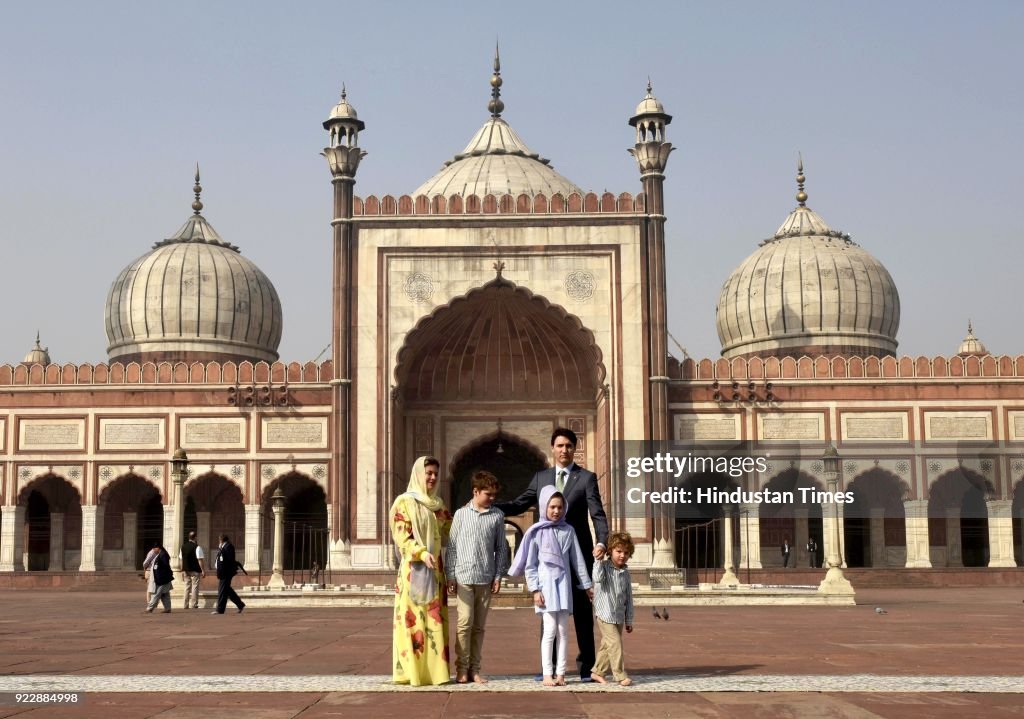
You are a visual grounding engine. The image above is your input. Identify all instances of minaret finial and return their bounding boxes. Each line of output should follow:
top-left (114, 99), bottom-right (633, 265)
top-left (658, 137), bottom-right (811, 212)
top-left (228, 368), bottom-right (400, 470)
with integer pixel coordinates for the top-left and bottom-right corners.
top-left (35, 330), bottom-right (41, 348)
top-left (488, 42), bottom-right (504, 118)
top-left (968, 319), bottom-right (974, 335)
top-left (795, 153), bottom-right (807, 207)
top-left (192, 164), bottom-right (204, 215)
top-left (647, 76), bottom-right (652, 95)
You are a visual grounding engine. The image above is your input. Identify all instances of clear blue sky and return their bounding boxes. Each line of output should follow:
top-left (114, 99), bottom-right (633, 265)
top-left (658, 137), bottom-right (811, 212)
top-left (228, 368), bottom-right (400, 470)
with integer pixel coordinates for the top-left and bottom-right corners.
top-left (2, 1), bottom-right (1021, 364)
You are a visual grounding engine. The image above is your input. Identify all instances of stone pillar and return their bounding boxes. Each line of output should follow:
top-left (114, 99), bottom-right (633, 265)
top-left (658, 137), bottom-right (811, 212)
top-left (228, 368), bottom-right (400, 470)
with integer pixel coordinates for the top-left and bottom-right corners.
top-left (170, 484), bottom-right (185, 573)
top-left (49, 513), bottom-right (65, 571)
top-left (903, 499), bottom-right (931, 568)
top-left (79, 505), bottom-right (104, 572)
top-left (244, 504), bottom-right (262, 571)
top-left (821, 504), bottom-right (847, 569)
top-left (945, 508), bottom-right (962, 567)
top-left (196, 511), bottom-right (211, 558)
top-left (738, 503), bottom-right (763, 569)
top-left (986, 499), bottom-right (1016, 568)
top-left (123, 511), bottom-right (137, 569)
top-left (269, 490), bottom-right (286, 588)
top-left (0, 506), bottom-right (26, 572)
top-left (869, 508), bottom-right (886, 568)
top-left (794, 508), bottom-right (809, 567)
top-left (717, 509), bottom-right (740, 587)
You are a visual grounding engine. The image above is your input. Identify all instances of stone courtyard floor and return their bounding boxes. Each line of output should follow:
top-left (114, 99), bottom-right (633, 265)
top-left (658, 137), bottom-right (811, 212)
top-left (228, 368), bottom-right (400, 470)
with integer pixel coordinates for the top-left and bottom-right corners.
top-left (0, 586), bottom-right (1022, 717)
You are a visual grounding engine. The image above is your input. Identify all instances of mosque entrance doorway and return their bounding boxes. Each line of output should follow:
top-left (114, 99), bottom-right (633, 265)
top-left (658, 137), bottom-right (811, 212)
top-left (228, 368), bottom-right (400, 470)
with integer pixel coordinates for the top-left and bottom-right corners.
top-left (392, 276), bottom-right (610, 509)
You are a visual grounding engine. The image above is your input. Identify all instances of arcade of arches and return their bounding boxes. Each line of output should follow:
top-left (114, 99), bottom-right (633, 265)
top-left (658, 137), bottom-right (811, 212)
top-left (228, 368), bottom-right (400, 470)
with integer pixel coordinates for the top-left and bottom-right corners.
top-left (3, 467), bottom-right (1024, 573)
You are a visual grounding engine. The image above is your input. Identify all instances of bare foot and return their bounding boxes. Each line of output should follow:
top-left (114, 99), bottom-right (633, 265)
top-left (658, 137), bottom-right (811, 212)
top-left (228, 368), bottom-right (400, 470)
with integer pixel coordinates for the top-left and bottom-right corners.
top-left (470, 674), bottom-right (488, 684)
top-left (590, 672), bottom-right (607, 684)
top-left (542, 677), bottom-right (556, 687)
top-left (456, 673), bottom-right (468, 684)
top-left (555, 675), bottom-right (566, 686)
top-left (619, 678), bottom-right (633, 687)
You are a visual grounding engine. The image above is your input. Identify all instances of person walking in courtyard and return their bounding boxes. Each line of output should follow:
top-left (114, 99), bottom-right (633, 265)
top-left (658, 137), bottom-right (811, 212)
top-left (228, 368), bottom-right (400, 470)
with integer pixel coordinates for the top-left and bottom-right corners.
top-left (180, 530), bottom-right (206, 609)
top-left (142, 544), bottom-right (160, 604)
top-left (212, 534), bottom-right (245, 614)
top-left (445, 470), bottom-right (510, 684)
top-left (781, 537), bottom-right (791, 568)
top-left (509, 486), bottom-right (593, 687)
top-left (497, 427), bottom-right (608, 682)
top-left (589, 531), bottom-right (635, 687)
top-left (390, 456), bottom-right (452, 686)
top-left (144, 542), bottom-right (173, 614)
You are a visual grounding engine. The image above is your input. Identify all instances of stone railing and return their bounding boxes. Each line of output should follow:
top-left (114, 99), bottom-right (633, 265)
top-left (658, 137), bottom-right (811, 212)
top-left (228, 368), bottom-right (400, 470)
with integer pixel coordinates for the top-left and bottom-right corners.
top-left (669, 354), bottom-right (1024, 381)
top-left (353, 191), bottom-right (645, 216)
top-left (0, 360), bottom-right (334, 386)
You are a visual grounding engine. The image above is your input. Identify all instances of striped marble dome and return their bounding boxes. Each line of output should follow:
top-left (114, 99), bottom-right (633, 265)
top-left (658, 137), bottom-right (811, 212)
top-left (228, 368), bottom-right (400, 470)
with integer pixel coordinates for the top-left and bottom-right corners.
top-left (412, 117), bottom-right (582, 199)
top-left (105, 183), bottom-right (282, 364)
top-left (716, 174), bottom-right (900, 359)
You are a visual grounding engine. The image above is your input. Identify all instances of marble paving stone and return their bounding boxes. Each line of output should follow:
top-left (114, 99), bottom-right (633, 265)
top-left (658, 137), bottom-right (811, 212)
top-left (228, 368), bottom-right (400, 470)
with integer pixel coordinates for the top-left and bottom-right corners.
top-left (1, 674), bottom-right (1022, 694)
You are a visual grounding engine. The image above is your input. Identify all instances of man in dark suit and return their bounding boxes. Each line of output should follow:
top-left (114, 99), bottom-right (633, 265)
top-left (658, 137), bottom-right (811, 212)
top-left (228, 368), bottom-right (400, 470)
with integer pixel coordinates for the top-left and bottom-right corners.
top-left (212, 534), bottom-right (246, 615)
top-left (497, 427), bottom-right (609, 682)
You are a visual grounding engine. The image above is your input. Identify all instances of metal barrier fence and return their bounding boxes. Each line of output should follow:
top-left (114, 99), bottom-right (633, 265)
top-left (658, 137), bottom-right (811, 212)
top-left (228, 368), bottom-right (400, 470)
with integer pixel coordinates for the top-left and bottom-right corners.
top-left (257, 522), bottom-right (331, 588)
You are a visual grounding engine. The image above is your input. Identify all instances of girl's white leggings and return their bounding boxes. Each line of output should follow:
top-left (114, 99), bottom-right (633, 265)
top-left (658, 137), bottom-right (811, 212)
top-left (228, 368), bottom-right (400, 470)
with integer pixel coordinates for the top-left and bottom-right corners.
top-left (541, 610), bottom-right (569, 676)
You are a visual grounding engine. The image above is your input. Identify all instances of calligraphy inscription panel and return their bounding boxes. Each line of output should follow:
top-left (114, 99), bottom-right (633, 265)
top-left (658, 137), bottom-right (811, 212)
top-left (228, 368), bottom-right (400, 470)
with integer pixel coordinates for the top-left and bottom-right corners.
top-left (20, 420), bottom-right (85, 450)
top-left (927, 414), bottom-right (990, 440)
top-left (844, 416), bottom-right (905, 440)
top-left (760, 416), bottom-right (822, 441)
top-left (676, 416), bottom-right (738, 441)
top-left (181, 418), bottom-right (245, 449)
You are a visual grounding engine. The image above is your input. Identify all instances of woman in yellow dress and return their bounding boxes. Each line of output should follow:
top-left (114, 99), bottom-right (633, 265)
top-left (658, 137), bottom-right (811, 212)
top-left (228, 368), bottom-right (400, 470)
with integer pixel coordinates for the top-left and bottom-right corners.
top-left (390, 455), bottom-right (452, 685)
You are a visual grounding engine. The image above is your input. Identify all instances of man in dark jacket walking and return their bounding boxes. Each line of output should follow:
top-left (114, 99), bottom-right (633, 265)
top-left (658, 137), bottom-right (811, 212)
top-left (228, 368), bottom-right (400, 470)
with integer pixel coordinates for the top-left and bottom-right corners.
top-left (212, 534), bottom-right (246, 615)
top-left (145, 542), bottom-right (173, 613)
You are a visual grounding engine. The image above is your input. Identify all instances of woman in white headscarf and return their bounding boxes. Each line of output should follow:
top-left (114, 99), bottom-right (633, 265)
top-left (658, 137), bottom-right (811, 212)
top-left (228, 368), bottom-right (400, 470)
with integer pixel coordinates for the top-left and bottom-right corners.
top-left (390, 456), bottom-right (452, 685)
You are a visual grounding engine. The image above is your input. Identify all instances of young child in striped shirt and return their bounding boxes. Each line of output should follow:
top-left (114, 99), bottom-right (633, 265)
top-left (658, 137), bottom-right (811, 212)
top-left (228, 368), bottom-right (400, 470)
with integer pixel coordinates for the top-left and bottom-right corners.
top-left (590, 531), bottom-right (635, 686)
top-left (445, 470), bottom-right (510, 684)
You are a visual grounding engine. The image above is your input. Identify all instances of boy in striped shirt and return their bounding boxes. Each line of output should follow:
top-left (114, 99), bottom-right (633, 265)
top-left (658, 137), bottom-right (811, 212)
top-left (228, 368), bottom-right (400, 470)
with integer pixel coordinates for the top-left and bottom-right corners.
top-left (589, 531), bottom-right (635, 686)
top-left (445, 470), bottom-right (510, 683)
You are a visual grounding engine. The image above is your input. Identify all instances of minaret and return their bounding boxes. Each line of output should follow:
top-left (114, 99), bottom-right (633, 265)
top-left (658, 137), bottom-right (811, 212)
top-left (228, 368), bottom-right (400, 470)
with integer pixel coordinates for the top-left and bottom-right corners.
top-left (322, 86), bottom-right (366, 569)
top-left (629, 82), bottom-right (675, 567)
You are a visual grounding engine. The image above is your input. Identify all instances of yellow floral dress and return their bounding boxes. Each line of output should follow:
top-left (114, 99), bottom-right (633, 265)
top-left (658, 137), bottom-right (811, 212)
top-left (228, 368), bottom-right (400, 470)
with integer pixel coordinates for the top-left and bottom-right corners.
top-left (391, 496), bottom-right (452, 685)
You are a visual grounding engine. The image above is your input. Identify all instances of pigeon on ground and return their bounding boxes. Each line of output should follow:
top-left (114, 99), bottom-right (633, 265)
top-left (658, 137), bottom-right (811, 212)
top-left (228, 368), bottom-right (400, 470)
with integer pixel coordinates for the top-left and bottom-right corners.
top-left (875, 607), bottom-right (887, 614)
top-left (652, 607), bottom-right (662, 619)
top-left (661, 607), bottom-right (669, 620)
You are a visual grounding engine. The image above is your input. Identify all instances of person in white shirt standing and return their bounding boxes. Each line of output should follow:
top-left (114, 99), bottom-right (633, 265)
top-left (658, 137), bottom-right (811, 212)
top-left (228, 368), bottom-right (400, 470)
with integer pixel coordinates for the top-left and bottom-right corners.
top-left (179, 531), bottom-right (206, 609)
top-left (445, 471), bottom-right (510, 684)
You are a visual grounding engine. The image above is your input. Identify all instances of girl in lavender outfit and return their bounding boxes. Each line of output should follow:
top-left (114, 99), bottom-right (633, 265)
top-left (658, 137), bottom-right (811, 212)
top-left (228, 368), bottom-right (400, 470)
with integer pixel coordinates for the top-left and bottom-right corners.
top-left (508, 485), bottom-right (593, 686)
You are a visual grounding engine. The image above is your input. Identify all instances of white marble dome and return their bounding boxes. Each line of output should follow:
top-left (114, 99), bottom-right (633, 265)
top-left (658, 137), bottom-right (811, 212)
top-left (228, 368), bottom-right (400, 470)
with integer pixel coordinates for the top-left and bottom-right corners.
top-left (105, 200), bottom-right (282, 364)
top-left (716, 180), bottom-right (900, 358)
top-left (412, 117), bottom-right (582, 199)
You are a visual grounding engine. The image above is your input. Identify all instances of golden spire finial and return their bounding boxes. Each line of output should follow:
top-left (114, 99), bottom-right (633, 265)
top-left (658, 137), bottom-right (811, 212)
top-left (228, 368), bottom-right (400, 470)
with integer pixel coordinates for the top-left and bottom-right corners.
top-left (795, 153), bottom-right (807, 207)
top-left (192, 164), bottom-right (204, 215)
top-left (488, 41), bottom-right (504, 118)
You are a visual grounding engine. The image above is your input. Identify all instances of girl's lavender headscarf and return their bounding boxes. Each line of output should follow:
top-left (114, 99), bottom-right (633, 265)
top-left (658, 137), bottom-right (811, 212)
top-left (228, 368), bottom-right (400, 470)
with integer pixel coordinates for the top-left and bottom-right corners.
top-left (508, 485), bottom-right (569, 577)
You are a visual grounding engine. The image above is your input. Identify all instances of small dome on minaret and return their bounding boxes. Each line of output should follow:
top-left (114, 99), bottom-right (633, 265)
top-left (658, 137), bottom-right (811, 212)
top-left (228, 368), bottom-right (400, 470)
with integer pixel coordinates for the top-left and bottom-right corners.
top-left (324, 85), bottom-right (365, 149)
top-left (957, 321), bottom-right (988, 356)
top-left (22, 332), bottom-right (51, 365)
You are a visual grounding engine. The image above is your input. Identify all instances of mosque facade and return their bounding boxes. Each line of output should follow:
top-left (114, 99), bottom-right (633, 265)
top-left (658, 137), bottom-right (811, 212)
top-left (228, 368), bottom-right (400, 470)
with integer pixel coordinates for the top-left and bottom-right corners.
top-left (2, 56), bottom-right (1023, 580)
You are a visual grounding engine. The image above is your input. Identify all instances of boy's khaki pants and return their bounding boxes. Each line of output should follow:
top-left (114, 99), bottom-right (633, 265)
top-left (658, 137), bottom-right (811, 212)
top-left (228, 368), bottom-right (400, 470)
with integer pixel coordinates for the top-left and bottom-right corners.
top-left (455, 583), bottom-right (492, 674)
top-left (592, 618), bottom-right (628, 681)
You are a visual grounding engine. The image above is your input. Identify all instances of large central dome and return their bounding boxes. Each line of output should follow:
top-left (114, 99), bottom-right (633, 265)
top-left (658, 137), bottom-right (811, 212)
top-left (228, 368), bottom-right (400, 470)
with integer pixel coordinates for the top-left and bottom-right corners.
top-left (411, 50), bottom-right (582, 199)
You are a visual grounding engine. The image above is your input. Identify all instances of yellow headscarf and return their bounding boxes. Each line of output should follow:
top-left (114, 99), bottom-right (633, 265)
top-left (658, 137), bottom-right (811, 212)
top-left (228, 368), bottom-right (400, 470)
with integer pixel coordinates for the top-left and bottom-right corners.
top-left (391, 456), bottom-right (446, 556)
